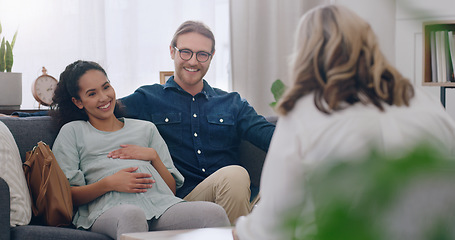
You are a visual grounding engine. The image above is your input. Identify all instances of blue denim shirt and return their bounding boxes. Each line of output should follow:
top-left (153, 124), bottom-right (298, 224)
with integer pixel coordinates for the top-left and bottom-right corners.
top-left (119, 77), bottom-right (275, 198)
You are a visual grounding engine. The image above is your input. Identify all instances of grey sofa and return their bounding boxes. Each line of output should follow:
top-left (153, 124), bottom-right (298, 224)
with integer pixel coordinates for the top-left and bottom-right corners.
top-left (0, 115), bottom-right (275, 240)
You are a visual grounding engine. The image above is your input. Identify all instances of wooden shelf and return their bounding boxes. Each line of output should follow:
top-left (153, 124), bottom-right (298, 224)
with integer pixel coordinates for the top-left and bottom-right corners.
top-left (422, 82), bottom-right (455, 87)
top-left (422, 20), bottom-right (455, 86)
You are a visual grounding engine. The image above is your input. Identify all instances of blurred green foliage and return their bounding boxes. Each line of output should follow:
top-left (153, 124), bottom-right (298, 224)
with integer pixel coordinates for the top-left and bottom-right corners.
top-left (269, 79), bottom-right (287, 108)
top-left (284, 144), bottom-right (455, 240)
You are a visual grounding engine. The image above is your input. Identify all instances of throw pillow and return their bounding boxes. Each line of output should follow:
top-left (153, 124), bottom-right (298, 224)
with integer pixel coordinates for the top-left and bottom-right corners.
top-left (0, 121), bottom-right (31, 226)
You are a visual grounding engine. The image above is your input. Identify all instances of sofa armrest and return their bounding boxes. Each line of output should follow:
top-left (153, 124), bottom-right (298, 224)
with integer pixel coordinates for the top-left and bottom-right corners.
top-left (0, 177), bottom-right (11, 240)
top-left (238, 116), bottom-right (278, 188)
top-left (239, 141), bottom-right (267, 188)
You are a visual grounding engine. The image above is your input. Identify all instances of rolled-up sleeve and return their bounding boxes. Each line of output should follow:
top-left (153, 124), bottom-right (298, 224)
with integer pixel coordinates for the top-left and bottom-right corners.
top-left (52, 124), bottom-right (86, 186)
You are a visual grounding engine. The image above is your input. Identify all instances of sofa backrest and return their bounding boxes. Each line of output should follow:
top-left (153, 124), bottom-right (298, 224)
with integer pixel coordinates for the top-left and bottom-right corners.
top-left (0, 116), bottom-right (58, 163)
top-left (238, 116), bottom-right (277, 187)
top-left (0, 115), bottom-right (276, 188)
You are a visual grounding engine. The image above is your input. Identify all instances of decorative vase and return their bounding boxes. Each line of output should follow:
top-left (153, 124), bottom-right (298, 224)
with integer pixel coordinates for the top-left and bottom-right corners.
top-left (0, 72), bottom-right (22, 110)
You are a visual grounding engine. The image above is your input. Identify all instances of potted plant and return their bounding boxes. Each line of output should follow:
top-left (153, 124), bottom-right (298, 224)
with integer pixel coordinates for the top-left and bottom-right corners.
top-left (0, 21), bottom-right (21, 110)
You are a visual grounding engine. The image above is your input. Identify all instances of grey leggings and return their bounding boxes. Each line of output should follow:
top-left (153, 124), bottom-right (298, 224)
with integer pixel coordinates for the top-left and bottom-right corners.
top-left (91, 201), bottom-right (230, 239)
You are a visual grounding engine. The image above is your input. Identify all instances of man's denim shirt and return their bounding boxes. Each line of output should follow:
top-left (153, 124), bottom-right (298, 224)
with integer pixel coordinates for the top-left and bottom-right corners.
top-left (120, 77), bottom-right (275, 198)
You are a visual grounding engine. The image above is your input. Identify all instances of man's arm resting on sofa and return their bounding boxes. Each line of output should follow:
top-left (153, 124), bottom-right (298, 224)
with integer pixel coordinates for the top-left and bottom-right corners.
top-left (0, 177), bottom-right (11, 240)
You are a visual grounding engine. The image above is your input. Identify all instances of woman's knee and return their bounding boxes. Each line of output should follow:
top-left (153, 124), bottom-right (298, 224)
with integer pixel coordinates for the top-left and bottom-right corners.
top-left (91, 204), bottom-right (147, 239)
top-left (153, 201), bottom-right (230, 230)
top-left (194, 201), bottom-right (230, 227)
top-left (119, 204), bottom-right (146, 220)
top-left (115, 204), bottom-right (148, 231)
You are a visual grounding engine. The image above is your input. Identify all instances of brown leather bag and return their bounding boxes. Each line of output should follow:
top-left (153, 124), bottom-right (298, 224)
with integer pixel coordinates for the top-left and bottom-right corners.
top-left (23, 141), bottom-right (73, 227)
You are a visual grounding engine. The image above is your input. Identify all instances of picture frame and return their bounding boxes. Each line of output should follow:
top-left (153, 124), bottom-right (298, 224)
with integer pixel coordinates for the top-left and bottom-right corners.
top-left (159, 71), bottom-right (174, 84)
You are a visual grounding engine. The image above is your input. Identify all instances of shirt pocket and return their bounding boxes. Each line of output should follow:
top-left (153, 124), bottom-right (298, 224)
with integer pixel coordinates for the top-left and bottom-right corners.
top-left (207, 114), bottom-right (235, 148)
top-left (152, 113), bottom-right (182, 147)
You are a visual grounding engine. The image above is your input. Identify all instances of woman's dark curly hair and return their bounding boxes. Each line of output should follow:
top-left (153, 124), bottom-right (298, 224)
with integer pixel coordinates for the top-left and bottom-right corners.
top-left (50, 60), bottom-right (120, 130)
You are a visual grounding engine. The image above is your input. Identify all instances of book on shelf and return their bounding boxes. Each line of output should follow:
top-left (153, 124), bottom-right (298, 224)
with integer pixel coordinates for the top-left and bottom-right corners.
top-left (444, 31), bottom-right (454, 82)
top-left (435, 31), bottom-right (444, 82)
top-left (431, 30), bottom-right (455, 83)
top-left (448, 31), bottom-right (455, 82)
top-left (430, 31), bottom-right (438, 82)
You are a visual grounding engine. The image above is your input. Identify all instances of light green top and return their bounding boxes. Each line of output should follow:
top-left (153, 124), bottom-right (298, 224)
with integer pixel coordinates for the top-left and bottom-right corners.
top-left (52, 118), bottom-right (184, 229)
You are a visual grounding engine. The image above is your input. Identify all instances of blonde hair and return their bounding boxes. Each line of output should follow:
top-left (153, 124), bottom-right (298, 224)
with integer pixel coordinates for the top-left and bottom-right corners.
top-left (171, 20), bottom-right (215, 53)
top-left (278, 5), bottom-right (414, 115)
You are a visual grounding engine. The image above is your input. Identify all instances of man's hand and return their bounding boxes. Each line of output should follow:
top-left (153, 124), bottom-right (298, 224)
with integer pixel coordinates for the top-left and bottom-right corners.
top-left (108, 144), bottom-right (159, 162)
top-left (105, 167), bottom-right (155, 193)
top-left (0, 114), bottom-right (17, 117)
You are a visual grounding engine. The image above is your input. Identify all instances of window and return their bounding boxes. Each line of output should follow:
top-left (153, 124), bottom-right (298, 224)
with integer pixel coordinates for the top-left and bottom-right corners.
top-left (0, 0), bottom-right (230, 109)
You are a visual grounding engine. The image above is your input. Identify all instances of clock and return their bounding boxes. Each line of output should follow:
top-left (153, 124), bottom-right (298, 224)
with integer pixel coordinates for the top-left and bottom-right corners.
top-left (31, 67), bottom-right (58, 107)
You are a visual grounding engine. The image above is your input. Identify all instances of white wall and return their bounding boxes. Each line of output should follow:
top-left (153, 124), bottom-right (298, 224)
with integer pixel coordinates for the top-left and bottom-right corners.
top-left (334, 0), bottom-right (396, 65)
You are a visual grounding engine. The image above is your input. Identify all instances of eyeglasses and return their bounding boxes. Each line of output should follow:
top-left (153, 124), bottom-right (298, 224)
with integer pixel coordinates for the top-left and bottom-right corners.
top-left (174, 46), bottom-right (212, 63)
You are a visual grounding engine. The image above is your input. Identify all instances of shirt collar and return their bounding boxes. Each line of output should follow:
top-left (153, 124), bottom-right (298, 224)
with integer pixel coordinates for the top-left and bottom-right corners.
top-left (163, 76), bottom-right (216, 99)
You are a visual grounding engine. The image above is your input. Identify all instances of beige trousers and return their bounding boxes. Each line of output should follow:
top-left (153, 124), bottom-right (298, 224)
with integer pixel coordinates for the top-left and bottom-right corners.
top-left (183, 165), bottom-right (252, 224)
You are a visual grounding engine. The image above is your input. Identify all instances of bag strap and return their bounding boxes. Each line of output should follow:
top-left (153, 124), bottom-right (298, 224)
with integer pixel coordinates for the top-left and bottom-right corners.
top-left (35, 142), bottom-right (53, 214)
top-left (23, 150), bottom-right (39, 215)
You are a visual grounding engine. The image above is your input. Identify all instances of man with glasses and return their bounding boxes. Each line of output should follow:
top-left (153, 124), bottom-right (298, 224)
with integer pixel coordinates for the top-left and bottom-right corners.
top-left (119, 21), bottom-right (275, 224)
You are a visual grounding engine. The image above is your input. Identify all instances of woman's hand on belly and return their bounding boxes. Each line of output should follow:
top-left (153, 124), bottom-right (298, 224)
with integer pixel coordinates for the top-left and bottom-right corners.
top-left (107, 144), bottom-right (175, 194)
top-left (70, 166), bottom-right (155, 206)
top-left (105, 166), bottom-right (155, 193)
top-left (107, 144), bottom-right (159, 162)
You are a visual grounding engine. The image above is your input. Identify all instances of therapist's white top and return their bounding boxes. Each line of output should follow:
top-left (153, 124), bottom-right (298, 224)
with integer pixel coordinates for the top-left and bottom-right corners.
top-left (235, 87), bottom-right (455, 240)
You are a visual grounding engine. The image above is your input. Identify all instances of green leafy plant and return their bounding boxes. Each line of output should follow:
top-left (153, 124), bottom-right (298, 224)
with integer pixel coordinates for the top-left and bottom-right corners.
top-left (269, 79), bottom-right (287, 108)
top-left (0, 21), bottom-right (18, 72)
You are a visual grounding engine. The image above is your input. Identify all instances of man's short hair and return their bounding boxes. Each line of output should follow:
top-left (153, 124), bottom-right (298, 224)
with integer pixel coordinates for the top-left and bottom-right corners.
top-left (171, 20), bottom-right (215, 53)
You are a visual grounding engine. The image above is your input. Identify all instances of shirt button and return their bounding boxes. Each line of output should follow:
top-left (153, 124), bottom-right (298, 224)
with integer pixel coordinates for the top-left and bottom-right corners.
top-left (194, 132), bottom-right (198, 137)
top-left (202, 168), bottom-right (206, 172)
top-left (193, 113), bottom-right (197, 118)
top-left (192, 98), bottom-right (195, 101)
top-left (197, 150), bottom-right (201, 154)
top-left (164, 118), bottom-right (169, 123)
top-left (219, 118), bottom-right (224, 123)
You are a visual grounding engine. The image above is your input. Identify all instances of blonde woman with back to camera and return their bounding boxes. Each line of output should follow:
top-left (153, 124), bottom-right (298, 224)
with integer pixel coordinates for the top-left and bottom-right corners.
top-left (233, 4), bottom-right (455, 240)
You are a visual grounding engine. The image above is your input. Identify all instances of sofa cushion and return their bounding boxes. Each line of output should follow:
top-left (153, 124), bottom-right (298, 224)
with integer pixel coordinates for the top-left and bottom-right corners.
top-left (0, 121), bottom-right (32, 226)
top-left (11, 225), bottom-right (112, 240)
